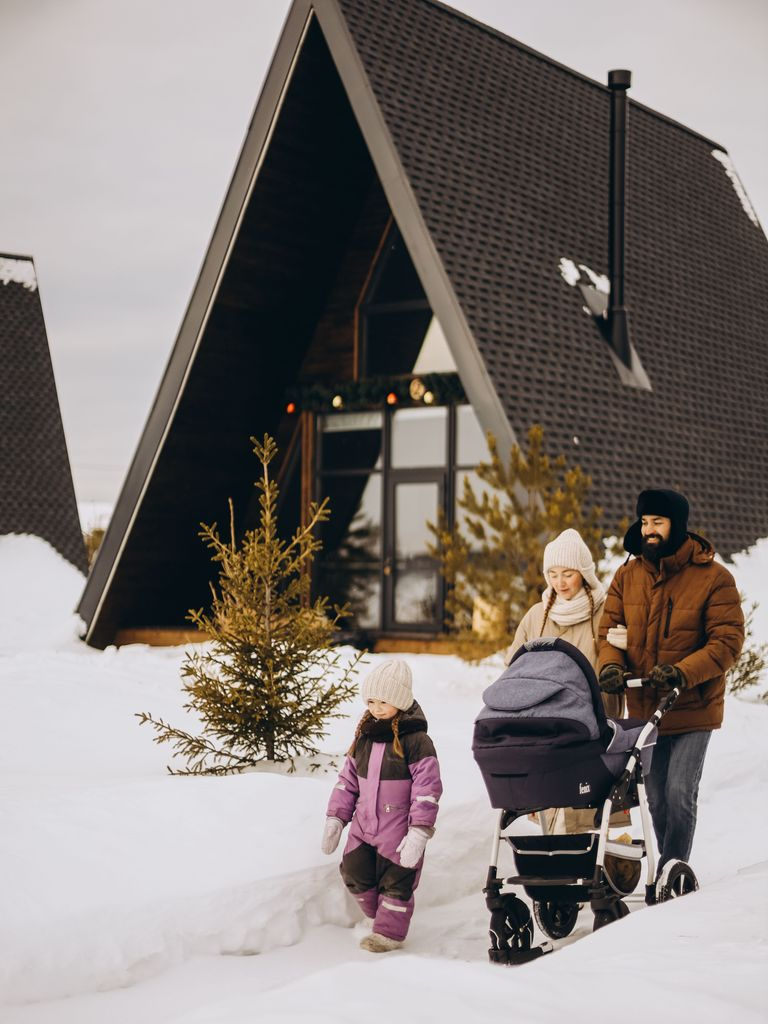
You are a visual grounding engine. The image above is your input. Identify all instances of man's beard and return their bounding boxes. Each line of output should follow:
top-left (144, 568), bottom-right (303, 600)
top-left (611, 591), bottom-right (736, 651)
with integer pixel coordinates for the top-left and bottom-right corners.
top-left (641, 535), bottom-right (672, 562)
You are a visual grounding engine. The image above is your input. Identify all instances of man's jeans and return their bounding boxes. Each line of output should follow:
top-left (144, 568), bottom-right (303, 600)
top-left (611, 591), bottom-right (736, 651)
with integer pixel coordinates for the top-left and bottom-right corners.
top-left (644, 730), bottom-right (712, 871)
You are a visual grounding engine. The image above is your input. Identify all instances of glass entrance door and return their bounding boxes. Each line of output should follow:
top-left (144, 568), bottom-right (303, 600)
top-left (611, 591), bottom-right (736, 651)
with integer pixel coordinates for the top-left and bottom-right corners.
top-left (315, 401), bottom-right (485, 635)
top-left (384, 472), bottom-right (444, 631)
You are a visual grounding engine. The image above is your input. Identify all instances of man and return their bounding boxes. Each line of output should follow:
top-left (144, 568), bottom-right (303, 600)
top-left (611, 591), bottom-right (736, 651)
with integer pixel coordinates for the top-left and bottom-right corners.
top-left (597, 488), bottom-right (744, 875)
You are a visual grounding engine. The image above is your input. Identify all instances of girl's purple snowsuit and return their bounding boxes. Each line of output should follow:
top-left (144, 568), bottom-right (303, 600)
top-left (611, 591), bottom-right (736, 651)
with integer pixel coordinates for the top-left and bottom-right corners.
top-left (327, 701), bottom-right (442, 941)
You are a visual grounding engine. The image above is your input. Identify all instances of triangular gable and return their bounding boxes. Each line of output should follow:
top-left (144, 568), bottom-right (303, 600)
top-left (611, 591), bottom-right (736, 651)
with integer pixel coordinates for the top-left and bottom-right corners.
top-left (78, 1), bottom-right (514, 645)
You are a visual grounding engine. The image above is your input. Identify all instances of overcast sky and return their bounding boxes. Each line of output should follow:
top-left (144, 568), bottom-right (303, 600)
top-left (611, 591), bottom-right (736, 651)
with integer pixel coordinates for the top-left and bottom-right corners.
top-left (2, 0), bottom-right (766, 504)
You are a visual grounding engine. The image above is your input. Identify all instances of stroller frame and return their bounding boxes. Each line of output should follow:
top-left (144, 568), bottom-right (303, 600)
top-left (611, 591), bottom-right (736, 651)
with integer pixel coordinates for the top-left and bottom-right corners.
top-left (483, 683), bottom-right (693, 964)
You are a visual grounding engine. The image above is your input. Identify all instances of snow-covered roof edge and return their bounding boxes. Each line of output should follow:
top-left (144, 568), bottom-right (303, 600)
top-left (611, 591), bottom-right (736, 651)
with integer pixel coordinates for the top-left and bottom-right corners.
top-left (0, 254), bottom-right (38, 292)
top-left (711, 151), bottom-right (761, 228)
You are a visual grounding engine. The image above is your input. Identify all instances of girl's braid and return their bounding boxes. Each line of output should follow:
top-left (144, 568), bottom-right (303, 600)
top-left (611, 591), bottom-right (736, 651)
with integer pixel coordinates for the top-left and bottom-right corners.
top-left (347, 711), bottom-right (373, 757)
top-left (346, 710), bottom-right (405, 759)
top-left (391, 712), bottom-right (404, 759)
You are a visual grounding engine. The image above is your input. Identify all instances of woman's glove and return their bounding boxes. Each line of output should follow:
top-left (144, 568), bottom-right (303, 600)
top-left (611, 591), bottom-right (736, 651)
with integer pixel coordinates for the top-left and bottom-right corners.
top-left (320, 816), bottom-right (345, 855)
top-left (606, 624), bottom-right (628, 651)
top-left (396, 826), bottom-right (431, 868)
top-left (648, 664), bottom-right (686, 691)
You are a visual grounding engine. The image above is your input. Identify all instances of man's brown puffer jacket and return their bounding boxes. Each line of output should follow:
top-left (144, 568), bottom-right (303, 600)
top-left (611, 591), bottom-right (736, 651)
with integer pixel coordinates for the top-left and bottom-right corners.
top-left (597, 534), bottom-right (744, 734)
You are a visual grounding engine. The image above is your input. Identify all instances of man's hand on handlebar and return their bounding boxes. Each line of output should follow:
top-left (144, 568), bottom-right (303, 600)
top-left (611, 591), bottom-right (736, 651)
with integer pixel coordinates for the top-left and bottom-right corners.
top-left (648, 663), bottom-right (686, 691)
top-left (598, 664), bottom-right (627, 694)
top-left (599, 663), bottom-right (686, 696)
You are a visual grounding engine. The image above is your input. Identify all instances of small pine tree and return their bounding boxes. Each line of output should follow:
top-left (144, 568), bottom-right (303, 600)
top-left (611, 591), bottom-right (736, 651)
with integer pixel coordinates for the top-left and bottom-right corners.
top-left (137, 434), bottom-right (364, 773)
top-left (83, 525), bottom-right (105, 566)
top-left (726, 598), bottom-right (768, 701)
top-left (428, 424), bottom-right (622, 659)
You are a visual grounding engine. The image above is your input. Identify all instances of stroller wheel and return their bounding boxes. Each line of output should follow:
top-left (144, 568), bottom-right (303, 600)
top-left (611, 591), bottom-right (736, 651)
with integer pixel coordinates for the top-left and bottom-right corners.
top-left (656, 860), bottom-right (699, 903)
top-left (533, 900), bottom-right (579, 939)
top-left (592, 899), bottom-right (629, 931)
top-left (489, 894), bottom-right (534, 955)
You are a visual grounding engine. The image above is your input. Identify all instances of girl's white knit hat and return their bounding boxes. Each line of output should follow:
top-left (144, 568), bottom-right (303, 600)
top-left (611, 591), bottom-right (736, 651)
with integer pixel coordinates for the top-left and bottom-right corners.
top-left (542, 528), bottom-right (601, 592)
top-left (362, 660), bottom-right (414, 711)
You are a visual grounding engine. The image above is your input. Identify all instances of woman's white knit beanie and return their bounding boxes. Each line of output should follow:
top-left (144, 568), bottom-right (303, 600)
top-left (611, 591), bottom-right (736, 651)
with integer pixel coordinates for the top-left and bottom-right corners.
top-left (362, 660), bottom-right (414, 711)
top-left (543, 528), bottom-right (601, 592)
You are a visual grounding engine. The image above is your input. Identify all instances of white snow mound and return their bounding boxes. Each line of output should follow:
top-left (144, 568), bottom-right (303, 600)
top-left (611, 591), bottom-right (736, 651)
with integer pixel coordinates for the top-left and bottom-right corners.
top-left (0, 535), bottom-right (85, 652)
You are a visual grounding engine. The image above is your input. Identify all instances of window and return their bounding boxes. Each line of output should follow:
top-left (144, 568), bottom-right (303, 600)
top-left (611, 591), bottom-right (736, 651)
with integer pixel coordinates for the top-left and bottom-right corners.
top-left (391, 407), bottom-right (447, 469)
top-left (360, 226), bottom-right (433, 378)
top-left (317, 412), bottom-right (383, 629)
top-left (315, 403), bottom-right (487, 635)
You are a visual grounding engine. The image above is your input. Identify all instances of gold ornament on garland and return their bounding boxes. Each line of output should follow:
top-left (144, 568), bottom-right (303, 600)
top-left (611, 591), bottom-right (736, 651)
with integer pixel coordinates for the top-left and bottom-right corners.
top-left (409, 377), bottom-right (426, 401)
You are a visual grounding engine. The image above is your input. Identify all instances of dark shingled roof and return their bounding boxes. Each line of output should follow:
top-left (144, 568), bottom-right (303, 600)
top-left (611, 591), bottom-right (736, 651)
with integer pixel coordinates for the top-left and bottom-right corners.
top-left (335, 0), bottom-right (768, 553)
top-left (77, 0), bottom-right (768, 645)
top-left (0, 253), bottom-right (87, 574)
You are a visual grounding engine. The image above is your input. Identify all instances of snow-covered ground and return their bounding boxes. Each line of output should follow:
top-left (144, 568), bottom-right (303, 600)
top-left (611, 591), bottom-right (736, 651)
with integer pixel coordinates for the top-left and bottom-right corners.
top-left (0, 534), bottom-right (766, 1023)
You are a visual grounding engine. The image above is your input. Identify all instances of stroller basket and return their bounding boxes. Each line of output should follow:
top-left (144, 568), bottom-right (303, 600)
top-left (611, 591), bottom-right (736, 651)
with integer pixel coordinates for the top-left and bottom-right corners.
top-left (507, 833), bottom-right (645, 898)
top-left (510, 834), bottom-right (598, 880)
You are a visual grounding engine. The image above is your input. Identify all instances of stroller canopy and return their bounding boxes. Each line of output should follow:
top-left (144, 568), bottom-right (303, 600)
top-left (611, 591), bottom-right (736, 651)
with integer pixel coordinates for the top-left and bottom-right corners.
top-left (480, 637), bottom-right (610, 744)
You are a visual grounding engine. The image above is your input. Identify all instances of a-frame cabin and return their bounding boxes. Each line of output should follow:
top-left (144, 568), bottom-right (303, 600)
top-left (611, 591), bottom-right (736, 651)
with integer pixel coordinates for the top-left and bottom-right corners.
top-left (78, 0), bottom-right (768, 648)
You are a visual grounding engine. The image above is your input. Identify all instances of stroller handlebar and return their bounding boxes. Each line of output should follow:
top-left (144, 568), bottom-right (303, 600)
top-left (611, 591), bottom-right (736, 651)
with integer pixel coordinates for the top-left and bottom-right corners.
top-left (622, 674), bottom-right (682, 717)
top-left (624, 675), bottom-right (681, 693)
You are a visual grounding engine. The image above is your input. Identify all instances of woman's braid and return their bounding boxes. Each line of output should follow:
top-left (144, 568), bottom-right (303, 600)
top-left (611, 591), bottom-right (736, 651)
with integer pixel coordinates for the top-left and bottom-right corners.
top-left (539, 587), bottom-right (558, 636)
top-left (586, 584), bottom-right (596, 645)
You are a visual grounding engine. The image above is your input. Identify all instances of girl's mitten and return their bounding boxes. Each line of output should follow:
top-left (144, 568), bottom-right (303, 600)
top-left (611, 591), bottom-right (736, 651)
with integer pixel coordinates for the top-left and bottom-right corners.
top-left (321, 816), bottom-right (344, 855)
top-left (396, 826), bottom-right (431, 868)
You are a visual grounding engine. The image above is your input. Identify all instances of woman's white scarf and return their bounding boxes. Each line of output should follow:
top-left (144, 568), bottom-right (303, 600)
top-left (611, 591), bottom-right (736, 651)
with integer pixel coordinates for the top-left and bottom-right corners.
top-left (541, 583), bottom-right (606, 628)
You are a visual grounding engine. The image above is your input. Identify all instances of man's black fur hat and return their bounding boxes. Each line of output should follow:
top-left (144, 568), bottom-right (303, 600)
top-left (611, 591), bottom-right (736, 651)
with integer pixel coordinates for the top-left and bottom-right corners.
top-left (623, 488), bottom-right (690, 556)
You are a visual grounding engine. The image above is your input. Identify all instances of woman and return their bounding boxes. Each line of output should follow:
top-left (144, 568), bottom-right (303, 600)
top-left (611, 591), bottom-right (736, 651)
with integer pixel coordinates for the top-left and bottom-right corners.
top-left (506, 528), bottom-right (626, 833)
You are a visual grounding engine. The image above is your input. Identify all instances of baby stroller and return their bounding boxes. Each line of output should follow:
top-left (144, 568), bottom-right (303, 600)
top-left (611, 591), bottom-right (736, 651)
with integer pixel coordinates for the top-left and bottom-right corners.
top-left (473, 637), bottom-right (698, 964)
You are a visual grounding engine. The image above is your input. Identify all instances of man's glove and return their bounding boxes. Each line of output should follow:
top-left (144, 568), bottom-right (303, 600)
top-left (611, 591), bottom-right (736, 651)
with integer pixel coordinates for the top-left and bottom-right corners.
top-left (648, 664), bottom-right (686, 691)
top-left (396, 826), bottom-right (431, 869)
top-left (320, 816), bottom-right (345, 855)
top-left (599, 664), bottom-right (626, 694)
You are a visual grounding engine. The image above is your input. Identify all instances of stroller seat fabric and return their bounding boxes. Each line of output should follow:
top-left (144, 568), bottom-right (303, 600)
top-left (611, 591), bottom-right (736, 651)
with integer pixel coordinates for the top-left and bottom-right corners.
top-left (473, 638), bottom-right (655, 811)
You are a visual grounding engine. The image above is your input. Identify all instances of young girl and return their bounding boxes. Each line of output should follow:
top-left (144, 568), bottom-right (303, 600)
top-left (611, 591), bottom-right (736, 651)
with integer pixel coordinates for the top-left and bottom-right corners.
top-left (320, 659), bottom-right (442, 952)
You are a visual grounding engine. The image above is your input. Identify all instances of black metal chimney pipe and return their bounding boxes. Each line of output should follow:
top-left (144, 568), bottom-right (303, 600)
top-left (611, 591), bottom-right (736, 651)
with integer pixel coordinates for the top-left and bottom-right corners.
top-left (608, 69), bottom-right (632, 366)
